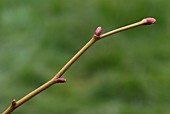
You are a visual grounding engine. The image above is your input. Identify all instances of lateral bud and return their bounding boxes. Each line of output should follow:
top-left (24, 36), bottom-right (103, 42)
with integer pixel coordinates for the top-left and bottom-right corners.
top-left (56, 78), bottom-right (66, 83)
top-left (11, 99), bottom-right (16, 107)
top-left (94, 26), bottom-right (102, 36)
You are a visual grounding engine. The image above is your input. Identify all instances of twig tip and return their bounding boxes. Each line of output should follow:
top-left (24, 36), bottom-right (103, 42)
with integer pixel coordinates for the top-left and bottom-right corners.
top-left (143, 17), bottom-right (156, 25)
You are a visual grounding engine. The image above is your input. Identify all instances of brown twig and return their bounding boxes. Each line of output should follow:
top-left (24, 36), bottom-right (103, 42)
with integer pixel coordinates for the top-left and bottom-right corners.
top-left (2, 17), bottom-right (156, 114)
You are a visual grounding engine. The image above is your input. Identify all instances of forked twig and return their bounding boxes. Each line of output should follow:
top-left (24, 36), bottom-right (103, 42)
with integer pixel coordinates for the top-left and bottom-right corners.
top-left (2, 17), bottom-right (156, 114)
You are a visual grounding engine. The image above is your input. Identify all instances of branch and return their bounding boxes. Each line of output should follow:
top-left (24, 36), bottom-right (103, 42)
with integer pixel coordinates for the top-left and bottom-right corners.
top-left (2, 17), bottom-right (156, 114)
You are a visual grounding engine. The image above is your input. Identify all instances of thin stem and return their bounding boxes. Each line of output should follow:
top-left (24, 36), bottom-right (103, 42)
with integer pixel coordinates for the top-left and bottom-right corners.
top-left (3, 79), bottom-right (55, 114)
top-left (56, 36), bottom-right (99, 77)
top-left (100, 19), bottom-right (146, 38)
top-left (2, 18), bottom-right (156, 114)
top-left (2, 36), bottom-right (99, 114)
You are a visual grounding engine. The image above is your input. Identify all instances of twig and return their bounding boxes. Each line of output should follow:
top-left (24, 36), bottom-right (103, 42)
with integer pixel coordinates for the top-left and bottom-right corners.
top-left (2, 17), bottom-right (156, 114)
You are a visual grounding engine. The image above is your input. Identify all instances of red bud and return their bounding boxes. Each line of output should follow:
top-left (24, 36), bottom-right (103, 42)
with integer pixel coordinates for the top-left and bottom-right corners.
top-left (56, 78), bottom-right (66, 83)
top-left (144, 18), bottom-right (156, 25)
top-left (12, 99), bottom-right (16, 107)
top-left (94, 26), bottom-right (102, 36)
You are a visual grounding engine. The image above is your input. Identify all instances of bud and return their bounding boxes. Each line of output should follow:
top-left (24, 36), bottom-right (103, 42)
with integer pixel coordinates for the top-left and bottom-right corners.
top-left (12, 99), bottom-right (16, 107)
top-left (56, 78), bottom-right (66, 83)
top-left (94, 26), bottom-right (102, 36)
top-left (144, 18), bottom-right (156, 25)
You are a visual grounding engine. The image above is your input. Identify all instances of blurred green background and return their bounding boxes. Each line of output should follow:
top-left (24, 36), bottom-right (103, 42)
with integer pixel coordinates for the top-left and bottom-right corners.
top-left (0, 0), bottom-right (170, 114)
